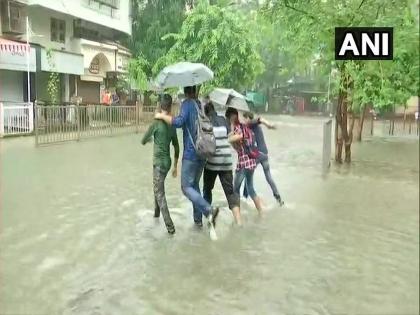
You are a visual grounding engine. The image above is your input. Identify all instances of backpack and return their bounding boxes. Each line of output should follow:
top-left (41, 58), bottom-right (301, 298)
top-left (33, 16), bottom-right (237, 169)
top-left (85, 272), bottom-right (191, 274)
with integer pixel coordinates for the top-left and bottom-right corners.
top-left (240, 124), bottom-right (260, 159)
top-left (187, 100), bottom-right (216, 159)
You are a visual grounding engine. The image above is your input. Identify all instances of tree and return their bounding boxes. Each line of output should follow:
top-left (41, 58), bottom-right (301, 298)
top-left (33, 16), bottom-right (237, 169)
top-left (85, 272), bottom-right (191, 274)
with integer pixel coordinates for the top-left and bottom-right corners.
top-left (127, 0), bottom-right (187, 90)
top-left (208, 0), bottom-right (280, 92)
top-left (153, 3), bottom-right (264, 94)
top-left (254, 11), bottom-right (305, 94)
top-left (263, 0), bottom-right (419, 163)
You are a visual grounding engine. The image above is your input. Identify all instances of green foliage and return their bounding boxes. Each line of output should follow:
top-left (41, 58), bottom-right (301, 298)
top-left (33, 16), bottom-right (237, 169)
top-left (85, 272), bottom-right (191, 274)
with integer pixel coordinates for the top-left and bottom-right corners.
top-left (263, 0), bottom-right (420, 111)
top-left (254, 12), bottom-right (297, 89)
top-left (149, 93), bottom-right (159, 105)
top-left (115, 74), bottom-right (130, 96)
top-left (409, 0), bottom-right (419, 24)
top-left (127, 0), bottom-right (186, 88)
top-left (129, 0), bottom-right (418, 106)
top-left (46, 49), bottom-right (59, 104)
top-left (154, 3), bottom-right (264, 94)
top-left (128, 55), bottom-right (149, 90)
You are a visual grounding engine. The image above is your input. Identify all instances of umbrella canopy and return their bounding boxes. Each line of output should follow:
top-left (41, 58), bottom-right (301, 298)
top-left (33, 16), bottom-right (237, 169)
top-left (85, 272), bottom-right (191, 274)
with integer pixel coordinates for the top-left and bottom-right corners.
top-left (209, 88), bottom-right (249, 112)
top-left (147, 80), bottom-right (163, 92)
top-left (228, 96), bottom-right (250, 112)
top-left (155, 62), bottom-right (214, 89)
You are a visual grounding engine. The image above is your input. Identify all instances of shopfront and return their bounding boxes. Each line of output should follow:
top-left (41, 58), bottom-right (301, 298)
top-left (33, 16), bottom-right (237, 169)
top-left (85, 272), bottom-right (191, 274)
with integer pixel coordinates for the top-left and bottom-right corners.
top-left (39, 48), bottom-right (84, 103)
top-left (79, 40), bottom-right (115, 104)
top-left (0, 38), bottom-right (36, 103)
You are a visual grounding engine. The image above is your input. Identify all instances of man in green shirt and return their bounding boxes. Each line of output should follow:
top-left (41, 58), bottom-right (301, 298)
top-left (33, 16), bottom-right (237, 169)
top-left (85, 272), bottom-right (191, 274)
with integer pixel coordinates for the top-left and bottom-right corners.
top-left (142, 94), bottom-right (180, 234)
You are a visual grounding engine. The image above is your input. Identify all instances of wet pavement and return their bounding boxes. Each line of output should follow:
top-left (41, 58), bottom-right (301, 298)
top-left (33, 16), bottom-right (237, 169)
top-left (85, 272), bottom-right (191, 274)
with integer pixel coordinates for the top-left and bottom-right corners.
top-left (1, 115), bottom-right (418, 315)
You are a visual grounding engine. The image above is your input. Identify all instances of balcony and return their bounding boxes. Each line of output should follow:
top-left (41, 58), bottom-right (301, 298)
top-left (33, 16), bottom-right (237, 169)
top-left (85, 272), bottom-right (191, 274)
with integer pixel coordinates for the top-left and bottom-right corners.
top-left (87, 0), bottom-right (120, 9)
top-left (27, 0), bottom-right (130, 35)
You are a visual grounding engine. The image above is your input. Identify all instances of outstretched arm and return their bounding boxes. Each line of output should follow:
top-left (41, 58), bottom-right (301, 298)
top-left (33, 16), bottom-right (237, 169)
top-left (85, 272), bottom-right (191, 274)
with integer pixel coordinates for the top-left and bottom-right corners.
top-left (259, 117), bottom-right (276, 129)
top-left (155, 112), bottom-right (173, 125)
top-left (156, 102), bottom-right (189, 128)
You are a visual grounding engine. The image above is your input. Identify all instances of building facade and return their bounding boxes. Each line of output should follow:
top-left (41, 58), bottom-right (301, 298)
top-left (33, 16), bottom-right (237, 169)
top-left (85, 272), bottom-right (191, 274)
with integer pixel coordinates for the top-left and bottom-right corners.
top-left (0, 0), bottom-right (132, 104)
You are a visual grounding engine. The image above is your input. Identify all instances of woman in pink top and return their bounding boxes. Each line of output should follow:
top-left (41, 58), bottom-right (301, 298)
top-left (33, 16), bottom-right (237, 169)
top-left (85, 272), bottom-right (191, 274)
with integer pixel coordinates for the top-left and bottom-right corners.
top-left (226, 107), bottom-right (263, 215)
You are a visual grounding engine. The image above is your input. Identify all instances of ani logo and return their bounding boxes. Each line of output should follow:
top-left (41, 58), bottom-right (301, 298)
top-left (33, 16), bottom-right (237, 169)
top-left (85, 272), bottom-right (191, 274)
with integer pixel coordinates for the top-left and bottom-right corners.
top-left (335, 27), bottom-right (393, 60)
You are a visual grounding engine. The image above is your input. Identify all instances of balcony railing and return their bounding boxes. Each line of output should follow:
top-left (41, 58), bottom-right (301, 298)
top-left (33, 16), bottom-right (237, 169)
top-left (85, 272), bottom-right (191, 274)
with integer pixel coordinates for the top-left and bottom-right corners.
top-left (90, 0), bottom-right (120, 9)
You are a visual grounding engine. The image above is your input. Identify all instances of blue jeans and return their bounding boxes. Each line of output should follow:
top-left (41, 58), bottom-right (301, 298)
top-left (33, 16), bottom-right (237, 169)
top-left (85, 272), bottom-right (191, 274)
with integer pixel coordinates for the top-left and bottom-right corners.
top-left (234, 168), bottom-right (257, 199)
top-left (243, 152), bottom-right (281, 200)
top-left (181, 159), bottom-right (211, 223)
top-left (259, 154), bottom-right (281, 199)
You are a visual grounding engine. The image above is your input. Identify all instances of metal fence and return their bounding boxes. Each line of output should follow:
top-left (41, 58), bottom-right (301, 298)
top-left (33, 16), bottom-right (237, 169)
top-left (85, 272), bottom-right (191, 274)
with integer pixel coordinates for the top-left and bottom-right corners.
top-left (140, 105), bottom-right (157, 123)
top-left (34, 102), bottom-right (181, 146)
top-left (379, 117), bottom-right (419, 136)
top-left (35, 103), bottom-right (160, 145)
top-left (347, 113), bottom-right (419, 139)
top-left (0, 102), bottom-right (34, 137)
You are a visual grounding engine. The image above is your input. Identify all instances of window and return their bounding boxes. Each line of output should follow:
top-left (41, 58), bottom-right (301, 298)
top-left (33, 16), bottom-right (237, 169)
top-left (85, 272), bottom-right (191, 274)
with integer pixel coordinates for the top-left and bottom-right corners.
top-left (84, 0), bottom-right (120, 17)
top-left (73, 20), bottom-right (100, 41)
top-left (10, 4), bottom-right (21, 20)
top-left (92, 0), bottom-right (120, 9)
top-left (51, 18), bottom-right (65, 43)
top-left (9, 3), bottom-right (23, 32)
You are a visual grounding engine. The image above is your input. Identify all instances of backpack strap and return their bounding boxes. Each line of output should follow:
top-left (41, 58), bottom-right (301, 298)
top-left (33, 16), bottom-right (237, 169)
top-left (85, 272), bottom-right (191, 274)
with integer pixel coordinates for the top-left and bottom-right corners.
top-left (192, 99), bottom-right (205, 117)
top-left (186, 100), bottom-right (199, 151)
top-left (186, 125), bottom-right (197, 151)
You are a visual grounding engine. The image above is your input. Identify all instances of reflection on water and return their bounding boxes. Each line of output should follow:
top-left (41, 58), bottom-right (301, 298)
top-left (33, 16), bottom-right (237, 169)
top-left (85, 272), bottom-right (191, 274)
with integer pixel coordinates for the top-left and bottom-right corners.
top-left (1, 116), bottom-right (418, 315)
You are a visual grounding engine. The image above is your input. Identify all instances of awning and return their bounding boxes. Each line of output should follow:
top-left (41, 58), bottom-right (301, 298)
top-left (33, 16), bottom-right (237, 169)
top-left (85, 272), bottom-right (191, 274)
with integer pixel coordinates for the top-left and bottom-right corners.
top-left (0, 38), bottom-right (30, 53)
top-left (80, 75), bottom-right (103, 82)
top-left (41, 48), bottom-right (84, 75)
top-left (0, 38), bottom-right (35, 72)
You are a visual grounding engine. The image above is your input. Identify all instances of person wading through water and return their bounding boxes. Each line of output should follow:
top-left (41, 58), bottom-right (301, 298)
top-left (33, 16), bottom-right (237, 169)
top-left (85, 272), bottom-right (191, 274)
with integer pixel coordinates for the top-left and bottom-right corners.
top-left (243, 112), bottom-right (284, 206)
top-left (203, 97), bottom-right (242, 225)
top-left (226, 107), bottom-right (263, 215)
top-left (155, 86), bottom-right (220, 240)
top-left (142, 94), bottom-right (179, 234)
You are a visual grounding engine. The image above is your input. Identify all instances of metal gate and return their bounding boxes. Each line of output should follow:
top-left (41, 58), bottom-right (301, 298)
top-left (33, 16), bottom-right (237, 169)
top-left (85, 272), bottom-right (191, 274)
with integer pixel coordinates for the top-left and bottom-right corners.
top-left (34, 103), bottom-right (157, 146)
top-left (0, 102), bottom-right (34, 137)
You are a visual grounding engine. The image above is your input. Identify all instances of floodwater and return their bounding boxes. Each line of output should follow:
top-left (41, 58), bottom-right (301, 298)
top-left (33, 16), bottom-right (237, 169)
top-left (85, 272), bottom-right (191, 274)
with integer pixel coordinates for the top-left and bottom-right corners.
top-left (1, 115), bottom-right (418, 315)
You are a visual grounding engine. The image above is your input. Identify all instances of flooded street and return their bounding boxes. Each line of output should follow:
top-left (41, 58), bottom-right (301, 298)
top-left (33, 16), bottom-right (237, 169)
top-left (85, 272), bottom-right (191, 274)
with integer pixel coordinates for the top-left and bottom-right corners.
top-left (1, 115), bottom-right (418, 315)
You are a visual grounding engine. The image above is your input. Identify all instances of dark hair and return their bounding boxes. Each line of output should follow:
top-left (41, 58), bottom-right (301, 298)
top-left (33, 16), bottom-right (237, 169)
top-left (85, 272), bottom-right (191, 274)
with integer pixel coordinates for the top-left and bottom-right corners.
top-left (184, 86), bottom-right (196, 97)
top-left (204, 102), bottom-right (215, 117)
top-left (225, 107), bottom-right (238, 120)
top-left (160, 94), bottom-right (172, 112)
top-left (243, 112), bottom-right (254, 120)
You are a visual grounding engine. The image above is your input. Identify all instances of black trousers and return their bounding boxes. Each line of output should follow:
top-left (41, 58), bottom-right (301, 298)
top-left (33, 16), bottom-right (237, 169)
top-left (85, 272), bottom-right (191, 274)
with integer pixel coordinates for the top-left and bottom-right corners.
top-left (203, 169), bottom-right (240, 210)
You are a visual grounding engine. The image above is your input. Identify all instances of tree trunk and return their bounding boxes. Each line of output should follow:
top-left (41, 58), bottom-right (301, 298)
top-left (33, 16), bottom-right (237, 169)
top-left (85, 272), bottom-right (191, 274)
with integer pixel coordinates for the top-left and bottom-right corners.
top-left (344, 143), bottom-right (351, 162)
top-left (143, 91), bottom-right (152, 106)
top-left (335, 118), bottom-right (343, 163)
top-left (341, 103), bottom-right (351, 163)
top-left (335, 68), bottom-right (353, 163)
top-left (403, 110), bottom-right (406, 131)
top-left (345, 113), bottom-right (356, 163)
top-left (120, 93), bottom-right (128, 105)
top-left (335, 91), bottom-right (344, 163)
top-left (356, 104), bottom-right (367, 141)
